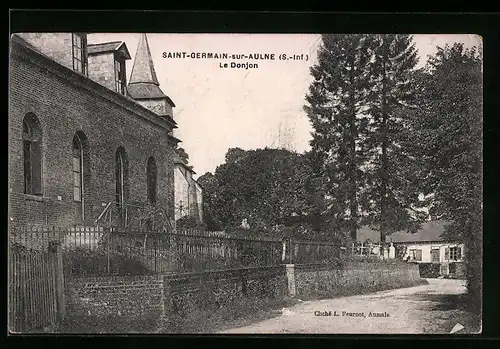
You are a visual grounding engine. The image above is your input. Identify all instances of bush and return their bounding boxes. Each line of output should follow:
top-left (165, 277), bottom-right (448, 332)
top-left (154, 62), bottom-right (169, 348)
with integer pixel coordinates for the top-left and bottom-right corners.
top-left (418, 263), bottom-right (441, 278)
top-left (176, 216), bottom-right (205, 230)
top-left (64, 246), bottom-right (150, 276)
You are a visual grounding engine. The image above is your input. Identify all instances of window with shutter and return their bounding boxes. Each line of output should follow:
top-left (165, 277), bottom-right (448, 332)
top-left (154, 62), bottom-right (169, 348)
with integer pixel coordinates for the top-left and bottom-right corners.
top-left (415, 249), bottom-right (422, 261)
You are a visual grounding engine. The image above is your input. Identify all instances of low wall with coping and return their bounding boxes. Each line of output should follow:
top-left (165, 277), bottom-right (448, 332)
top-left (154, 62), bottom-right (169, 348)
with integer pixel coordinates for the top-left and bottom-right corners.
top-left (293, 262), bottom-right (423, 299)
top-left (63, 262), bottom-right (424, 332)
top-left (65, 275), bottom-right (164, 319)
top-left (163, 265), bottom-right (287, 317)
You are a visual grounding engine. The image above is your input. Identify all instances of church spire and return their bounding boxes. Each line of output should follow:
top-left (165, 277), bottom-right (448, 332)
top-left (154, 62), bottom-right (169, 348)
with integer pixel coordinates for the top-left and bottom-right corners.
top-left (129, 33), bottom-right (159, 85)
top-left (127, 33), bottom-right (176, 116)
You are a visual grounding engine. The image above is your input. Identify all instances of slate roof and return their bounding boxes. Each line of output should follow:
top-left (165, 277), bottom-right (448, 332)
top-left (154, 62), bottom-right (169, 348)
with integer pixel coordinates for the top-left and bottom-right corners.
top-left (11, 34), bottom-right (46, 57)
top-left (173, 150), bottom-right (196, 174)
top-left (357, 220), bottom-right (450, 243)
top-left (386, 220), bottom-right (449, 243)
top-left (127, 82), bottom-right (166, 99)
top-left (129, 34), bottom-right (159, 85)
top-left (88, 41), bottom-right (131, 59)
top-left (127, 33), bottom-right (175, 107)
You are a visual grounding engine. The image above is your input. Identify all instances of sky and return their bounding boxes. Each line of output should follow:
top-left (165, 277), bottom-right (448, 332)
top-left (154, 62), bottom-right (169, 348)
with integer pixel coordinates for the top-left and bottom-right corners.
top-left (88, 34), bottom-right (481, 178)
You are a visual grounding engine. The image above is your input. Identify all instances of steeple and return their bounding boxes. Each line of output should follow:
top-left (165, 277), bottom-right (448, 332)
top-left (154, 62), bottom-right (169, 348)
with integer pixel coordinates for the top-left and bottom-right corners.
top-left (128, 33), bottom-right (175, 117)
top-left (129, 33), bottom-right (159, 85)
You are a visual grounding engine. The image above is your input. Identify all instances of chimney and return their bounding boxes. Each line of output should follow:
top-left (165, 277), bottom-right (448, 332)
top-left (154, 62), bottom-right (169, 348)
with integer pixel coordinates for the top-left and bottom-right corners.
top-left (87, 41), bottom-right (131, 95)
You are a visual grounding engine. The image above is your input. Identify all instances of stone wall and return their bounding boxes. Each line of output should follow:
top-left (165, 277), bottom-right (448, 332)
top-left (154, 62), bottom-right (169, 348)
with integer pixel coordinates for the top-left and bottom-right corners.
top-left (66, 275), bottom-right (164, 319)
top-left (294, 262), bottom-right (423, 299)
top-left (64, 265), bottom-right (287, 332)
top-left (163, 266), bottom-right (286, 318)
top-left (63, 262), bottom-right (423, 332)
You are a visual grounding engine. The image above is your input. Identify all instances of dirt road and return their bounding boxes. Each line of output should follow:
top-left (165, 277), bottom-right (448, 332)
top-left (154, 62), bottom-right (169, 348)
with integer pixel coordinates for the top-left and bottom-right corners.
top-left (220, 278), bottom-right (480, 334)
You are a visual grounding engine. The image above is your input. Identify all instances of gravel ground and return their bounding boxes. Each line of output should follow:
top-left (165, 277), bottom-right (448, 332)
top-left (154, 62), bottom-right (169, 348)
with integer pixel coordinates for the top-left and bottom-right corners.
top-left (220, 278), bottom-right (481, 334)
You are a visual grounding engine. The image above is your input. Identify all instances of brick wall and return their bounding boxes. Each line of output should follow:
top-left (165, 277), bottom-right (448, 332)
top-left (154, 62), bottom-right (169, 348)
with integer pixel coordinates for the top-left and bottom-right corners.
top-left (294, 262), bottom-right (423, 299)
top-left (66, 275), bottom-right (164, 318)
top-left (9, 38), bottom-right (177, 228)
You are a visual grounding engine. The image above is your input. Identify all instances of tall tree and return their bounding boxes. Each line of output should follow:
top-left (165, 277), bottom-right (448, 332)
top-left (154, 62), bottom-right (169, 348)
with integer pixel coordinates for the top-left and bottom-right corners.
top-left (410, 43), bottom-right (482, 311)
top-left (304, 34), bottom-right (374, 240)
top-left (198, 148), bottom-right (322, 234)
top-left (363, 34), bottom-right (426, 242)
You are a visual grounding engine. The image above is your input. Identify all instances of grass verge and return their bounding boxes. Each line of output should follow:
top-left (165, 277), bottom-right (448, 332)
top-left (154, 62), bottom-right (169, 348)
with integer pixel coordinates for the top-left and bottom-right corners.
top-left (159, 296), bottom-right (300, 334)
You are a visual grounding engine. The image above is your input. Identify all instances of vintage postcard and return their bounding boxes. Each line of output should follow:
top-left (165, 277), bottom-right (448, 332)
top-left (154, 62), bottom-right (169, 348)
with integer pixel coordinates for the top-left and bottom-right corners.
top-left (8, 32), bottom-right (482, 334)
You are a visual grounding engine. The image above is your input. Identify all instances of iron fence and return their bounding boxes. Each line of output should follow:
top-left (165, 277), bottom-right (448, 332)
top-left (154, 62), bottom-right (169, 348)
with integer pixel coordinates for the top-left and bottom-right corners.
top-left (9, 226), bottom-right (342, 277)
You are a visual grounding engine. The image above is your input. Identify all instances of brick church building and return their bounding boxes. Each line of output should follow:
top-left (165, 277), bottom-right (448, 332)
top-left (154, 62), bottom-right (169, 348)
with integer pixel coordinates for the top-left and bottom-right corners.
top-left (9, 33), bottom-right (181, 229)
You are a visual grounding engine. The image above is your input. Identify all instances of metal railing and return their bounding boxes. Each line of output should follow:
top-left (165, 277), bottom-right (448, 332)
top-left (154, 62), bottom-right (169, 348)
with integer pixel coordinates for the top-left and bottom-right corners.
top-left (10, 227), bottom-right (342, 277)
top-left (94, 201), bottom-right (174, 231)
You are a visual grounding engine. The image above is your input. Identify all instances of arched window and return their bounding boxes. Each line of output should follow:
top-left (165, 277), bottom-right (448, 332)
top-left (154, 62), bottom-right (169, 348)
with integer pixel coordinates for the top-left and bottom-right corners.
top-left (115, 147), bottom-right (129, 226)
top-left (73, 133), bottom-right (85, 221)
top-left (23, 113), bottom-right (42, 195)
top-left (147, 156), bottom-right (157, 205)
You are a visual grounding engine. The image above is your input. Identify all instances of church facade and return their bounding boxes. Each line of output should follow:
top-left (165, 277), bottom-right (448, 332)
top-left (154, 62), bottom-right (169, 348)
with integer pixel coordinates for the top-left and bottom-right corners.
top-left (9, 33), bottom-right (181, 229)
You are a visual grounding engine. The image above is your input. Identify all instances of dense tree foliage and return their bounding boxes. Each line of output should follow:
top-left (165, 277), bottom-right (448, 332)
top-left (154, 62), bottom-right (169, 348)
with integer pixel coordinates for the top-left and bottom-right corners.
top-left (362, 34), bottom-right (427, 241)
top-left (197, 147), bottom-right (325, 237)
top-left (304, 34), bottom-right (374, 240)
top-left (304, 34), bottom-right (427, 241)
top-left (408, 43), bottom-right (483, 311)
top-left (198, 38), bottom-right (482, 310)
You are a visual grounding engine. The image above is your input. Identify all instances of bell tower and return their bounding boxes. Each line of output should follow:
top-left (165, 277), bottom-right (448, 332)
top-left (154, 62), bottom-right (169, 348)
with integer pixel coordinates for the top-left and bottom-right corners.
top-left (127, 33), bottom-right (175, 118)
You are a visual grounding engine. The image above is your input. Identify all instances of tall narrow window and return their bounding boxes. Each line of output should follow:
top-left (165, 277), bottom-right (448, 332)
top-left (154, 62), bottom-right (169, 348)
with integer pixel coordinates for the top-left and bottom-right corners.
top-left (114, 59), bottom-right (126, 95)
top-left (115, 147), bottom-right (128, 226)
top-left (73, 134), bottom-right (84, 221)
top-left (147, 156), bottom-right (157, 205)
top-left (72, 33), bottom-right (87, 75)
top-left (23, 114), bottom-right (42, 195)
top-left (115, 150), bottom-right (124, 208)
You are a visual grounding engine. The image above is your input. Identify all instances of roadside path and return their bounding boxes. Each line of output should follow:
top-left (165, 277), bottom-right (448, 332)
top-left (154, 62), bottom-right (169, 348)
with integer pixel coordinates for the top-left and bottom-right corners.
top-left (220, 279), bottom-right (474, 334)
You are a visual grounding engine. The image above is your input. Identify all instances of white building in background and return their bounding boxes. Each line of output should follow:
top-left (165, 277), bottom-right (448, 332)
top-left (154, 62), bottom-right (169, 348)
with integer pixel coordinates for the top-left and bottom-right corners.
top-left (174, 154), bottom-right (203, 224)
top-left (392, 240), bottom-right (465, 277)
top-left (356, 220), bottom-right (466, 277)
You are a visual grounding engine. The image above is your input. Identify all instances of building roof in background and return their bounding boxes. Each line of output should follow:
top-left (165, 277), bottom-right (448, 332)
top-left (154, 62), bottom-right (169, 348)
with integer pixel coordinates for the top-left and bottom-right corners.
top-left (357, 220), bottom-right (450, 243)
top-left (87, 41), bottom-right (131, 59)
top-left (387, 220), bottom-right (449, 243)
top-left (175, 160), bottom-right (196, 174)
top-left (173, 148), bottom-right (196, 174)
top-left (357, 226), bottom-right (382, 242)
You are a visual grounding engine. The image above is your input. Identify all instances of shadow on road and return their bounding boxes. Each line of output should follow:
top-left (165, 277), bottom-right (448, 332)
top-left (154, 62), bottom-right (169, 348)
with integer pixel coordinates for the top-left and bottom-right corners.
top-left (413, 293), bottom-right (467, 311)
top-left (410, 292), bottom-right (481, 334)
